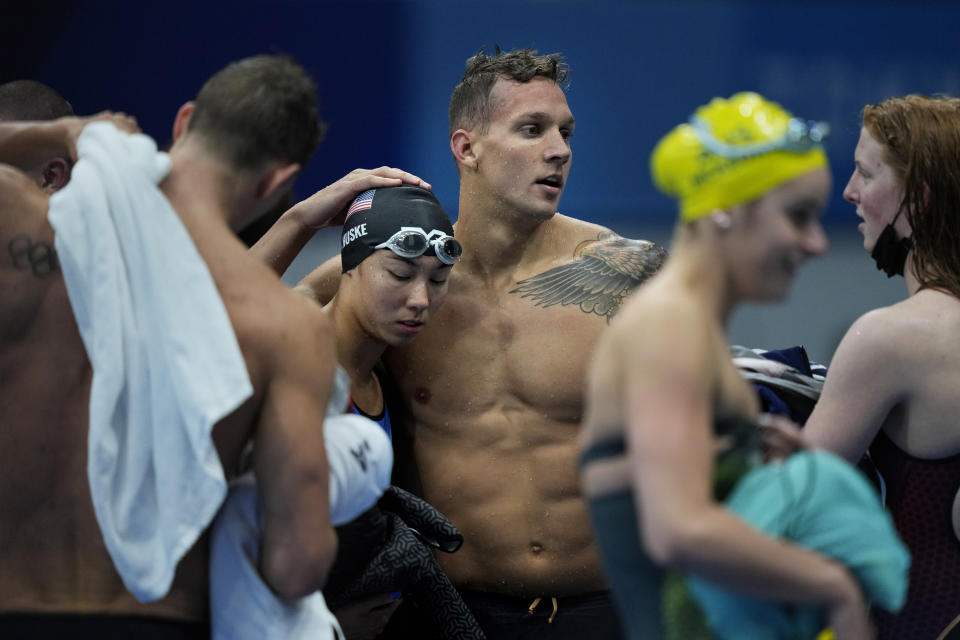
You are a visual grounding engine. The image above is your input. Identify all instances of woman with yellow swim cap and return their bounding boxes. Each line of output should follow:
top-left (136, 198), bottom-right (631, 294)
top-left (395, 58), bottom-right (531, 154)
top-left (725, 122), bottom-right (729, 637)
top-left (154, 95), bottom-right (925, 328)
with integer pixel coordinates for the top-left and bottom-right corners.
top-left (578, 92), bottom-right (892, 640)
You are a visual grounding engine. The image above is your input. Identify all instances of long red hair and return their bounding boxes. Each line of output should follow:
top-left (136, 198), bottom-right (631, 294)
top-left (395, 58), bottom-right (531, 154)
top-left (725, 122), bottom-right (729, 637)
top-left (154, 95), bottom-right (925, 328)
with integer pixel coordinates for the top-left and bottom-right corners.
top-left (863, 95), bottom-right (960, 297)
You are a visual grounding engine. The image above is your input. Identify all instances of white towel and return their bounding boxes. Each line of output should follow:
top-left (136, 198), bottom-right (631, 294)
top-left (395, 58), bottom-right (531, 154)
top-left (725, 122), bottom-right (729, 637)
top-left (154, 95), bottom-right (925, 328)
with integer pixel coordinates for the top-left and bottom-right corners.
top-left (211, 412), bottom-right (392, 639)
top-left (328, 365), bottom-right (352, 418)
top-left (324, 366), bottom-right (393, 525)
top-left (47, 122), bottom-right (253, 602)
top-left (210, 475), bottom-right (344, 640)
top-left (325, 410), bottom-right (393, 526)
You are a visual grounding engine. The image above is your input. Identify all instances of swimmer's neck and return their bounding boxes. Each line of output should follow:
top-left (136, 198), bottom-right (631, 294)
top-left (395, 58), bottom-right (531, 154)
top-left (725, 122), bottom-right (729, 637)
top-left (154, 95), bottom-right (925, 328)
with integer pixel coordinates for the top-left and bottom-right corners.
top-left (162, 140), bottom-right (254, 232)
top-left (668, 226), bottom-right (738, 323)
top-left (323, 295), bottom-right (386, 381)
top-left (905, 251), bottom-right (921, 297)
top-left (454, 204), bottom-right (560, 281)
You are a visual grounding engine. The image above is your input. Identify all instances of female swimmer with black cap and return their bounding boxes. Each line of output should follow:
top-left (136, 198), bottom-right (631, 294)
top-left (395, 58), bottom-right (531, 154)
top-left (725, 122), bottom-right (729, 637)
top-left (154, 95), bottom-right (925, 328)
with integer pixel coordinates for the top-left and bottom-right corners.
top-left (327, 184), bottom-right (461, 438)
top-left (803, 95), bottom-right (960, 640)
top-left (321, 184), bottom-right (463, 637)
top-left (578, 93), bottom-right (909, 640)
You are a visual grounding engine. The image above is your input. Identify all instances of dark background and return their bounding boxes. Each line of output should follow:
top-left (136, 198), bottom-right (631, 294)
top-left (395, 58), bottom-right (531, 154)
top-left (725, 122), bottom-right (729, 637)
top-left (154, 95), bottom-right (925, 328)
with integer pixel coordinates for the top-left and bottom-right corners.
top-left (6, 0), bottom-right (959, 228)
top-left (4, 0), bottom-right (959, 360)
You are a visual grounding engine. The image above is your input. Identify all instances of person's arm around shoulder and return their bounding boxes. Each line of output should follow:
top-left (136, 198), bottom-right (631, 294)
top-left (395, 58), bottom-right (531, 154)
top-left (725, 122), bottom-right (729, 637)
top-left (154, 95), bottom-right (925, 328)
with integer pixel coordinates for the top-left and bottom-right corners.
top-left (251, 167), bottom-right (431, 277)
top-left (293, 254), bottom-right (342, 306)
top-left (253, 295), bottom-right (339, 599)
top-left (623, 302), bottom-right (870, 638)
top-left (804, 306), bottom-right (908, 463)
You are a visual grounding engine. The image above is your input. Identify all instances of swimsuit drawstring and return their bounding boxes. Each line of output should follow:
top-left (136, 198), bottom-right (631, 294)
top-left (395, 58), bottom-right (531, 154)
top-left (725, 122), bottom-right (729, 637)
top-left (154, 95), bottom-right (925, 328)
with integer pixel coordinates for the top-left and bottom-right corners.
top-left (527, 597), bottom-right (541, 615)
top-left (527, 596), bottom-right (559, 623)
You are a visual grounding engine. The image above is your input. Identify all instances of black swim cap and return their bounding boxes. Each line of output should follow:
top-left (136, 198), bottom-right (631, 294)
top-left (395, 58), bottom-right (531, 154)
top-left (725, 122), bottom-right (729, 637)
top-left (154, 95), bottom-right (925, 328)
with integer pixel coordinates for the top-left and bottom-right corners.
top-left (340, 185), bottom-right (455, 272)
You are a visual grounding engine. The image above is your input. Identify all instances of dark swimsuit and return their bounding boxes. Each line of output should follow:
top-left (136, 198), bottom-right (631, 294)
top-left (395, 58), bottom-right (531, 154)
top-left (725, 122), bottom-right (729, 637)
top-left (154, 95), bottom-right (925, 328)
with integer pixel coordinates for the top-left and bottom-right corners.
top-left (348, 371), bottom-right (392, 440)
top-left (0, 615), bottom-right (208, 640)
top-left (869, 430), bottom-right (960, 640)
top-left (580, 415), bottom-right (759, 640)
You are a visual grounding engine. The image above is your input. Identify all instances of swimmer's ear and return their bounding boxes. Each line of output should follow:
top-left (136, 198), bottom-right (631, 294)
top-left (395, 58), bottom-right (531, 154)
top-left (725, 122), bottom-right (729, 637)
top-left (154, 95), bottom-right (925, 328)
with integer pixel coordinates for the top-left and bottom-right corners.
top-left (709, 209), bottom-right (733, 231)
top-left (40, 158), bottom-right (71, 194)
top-left (171, 102), bottom-right (195, 142)
top-left (451, 128), bottom-right (478, 171)
top-left (257, 162), bottom-right (300, 202)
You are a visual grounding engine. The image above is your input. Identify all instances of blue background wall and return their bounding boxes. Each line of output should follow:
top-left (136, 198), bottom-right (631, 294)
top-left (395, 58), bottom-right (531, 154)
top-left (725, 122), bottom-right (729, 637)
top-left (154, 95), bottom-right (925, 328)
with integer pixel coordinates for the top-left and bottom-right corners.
top-left (4, 0), bottom-right (959, 361)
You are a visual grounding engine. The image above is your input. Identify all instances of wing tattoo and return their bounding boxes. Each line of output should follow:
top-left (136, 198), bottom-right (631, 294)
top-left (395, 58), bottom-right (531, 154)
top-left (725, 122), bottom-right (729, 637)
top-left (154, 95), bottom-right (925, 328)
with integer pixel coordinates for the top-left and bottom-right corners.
top-left (509, 234), bottom-right (668, 321)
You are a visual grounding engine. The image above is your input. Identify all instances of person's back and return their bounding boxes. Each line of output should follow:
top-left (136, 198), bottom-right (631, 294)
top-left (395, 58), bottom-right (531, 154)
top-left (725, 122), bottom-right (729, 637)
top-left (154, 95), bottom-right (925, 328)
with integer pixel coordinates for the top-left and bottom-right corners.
top-left (856, 292), bottom-right (960, 456)
top-left (864, 294), bottom-right (960, 639)
top-left (149, 53), bottom-right (339, 612)
top-left (810, 271), bottom-right (960, 640)
top-left (0, 56), bottom-right (337, 632)
top-left (0, 166), bottom-right (112, 611)
top-left (0, 84), bottom-right (209, 623)
top-left (0, 161), bottom-right (218, 640)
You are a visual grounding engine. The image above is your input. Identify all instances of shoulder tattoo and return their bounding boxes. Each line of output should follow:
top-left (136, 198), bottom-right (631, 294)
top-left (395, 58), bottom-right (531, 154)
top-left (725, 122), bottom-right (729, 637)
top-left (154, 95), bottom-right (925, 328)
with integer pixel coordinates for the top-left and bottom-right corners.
top-left (509, 231), bottom-right (667, 322)
top-left (8, 233), bottom-right (59, 278)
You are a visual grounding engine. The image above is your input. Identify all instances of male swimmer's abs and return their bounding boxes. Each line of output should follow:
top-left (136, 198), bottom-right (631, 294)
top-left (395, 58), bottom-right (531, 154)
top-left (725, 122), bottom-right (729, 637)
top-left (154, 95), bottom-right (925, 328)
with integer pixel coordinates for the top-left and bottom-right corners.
top-left (412, 410), bottom-right (608, 597)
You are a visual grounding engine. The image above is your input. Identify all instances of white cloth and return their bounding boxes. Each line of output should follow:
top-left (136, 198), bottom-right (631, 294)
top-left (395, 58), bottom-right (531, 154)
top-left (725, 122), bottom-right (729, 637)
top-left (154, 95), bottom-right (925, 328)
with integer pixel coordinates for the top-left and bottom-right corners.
top-left (47, 122), bottom-right (253, 602)
top-left (210, 412), bottom-right (392, 639)
top-left (325, 411), bottom-right (393, 526)
top-left (325, 365), bottom-right (393, 524)
top-left (210, 475), bottom-right (344, 640)
top-left (328, 365), bottom-right (352, 419)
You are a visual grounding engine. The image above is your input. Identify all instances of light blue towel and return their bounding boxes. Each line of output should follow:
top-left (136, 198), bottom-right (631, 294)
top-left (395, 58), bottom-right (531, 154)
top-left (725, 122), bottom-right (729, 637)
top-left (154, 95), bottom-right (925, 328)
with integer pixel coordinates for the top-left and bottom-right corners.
top-left (687, 450), bottom-right (910, 640)
top-left (47, 122), bottom-right (253, 602)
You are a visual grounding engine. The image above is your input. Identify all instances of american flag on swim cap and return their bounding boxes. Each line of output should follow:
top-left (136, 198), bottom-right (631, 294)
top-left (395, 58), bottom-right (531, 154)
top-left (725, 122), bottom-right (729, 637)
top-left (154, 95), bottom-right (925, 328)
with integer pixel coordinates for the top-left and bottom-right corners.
top-left (345, 189), bottom-right (375, 221)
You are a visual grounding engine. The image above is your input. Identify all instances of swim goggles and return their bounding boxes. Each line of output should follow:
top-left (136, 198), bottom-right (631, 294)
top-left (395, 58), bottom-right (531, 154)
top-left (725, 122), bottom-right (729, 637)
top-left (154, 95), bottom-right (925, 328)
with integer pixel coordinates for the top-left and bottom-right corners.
top-left (375, 226), bottom-right (463, 265)
top-left (689, 115), bottom-right (830, 159)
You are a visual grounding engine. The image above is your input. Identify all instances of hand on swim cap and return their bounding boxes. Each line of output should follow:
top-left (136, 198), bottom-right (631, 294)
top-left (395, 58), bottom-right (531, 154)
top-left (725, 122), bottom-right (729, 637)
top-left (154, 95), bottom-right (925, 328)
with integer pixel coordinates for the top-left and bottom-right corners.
top-left (340, 184), bottom-right (455, 273)
top-left (289, 167), bottom-right (433, 231)
top-left (650, 92), bottom-right (828, 222)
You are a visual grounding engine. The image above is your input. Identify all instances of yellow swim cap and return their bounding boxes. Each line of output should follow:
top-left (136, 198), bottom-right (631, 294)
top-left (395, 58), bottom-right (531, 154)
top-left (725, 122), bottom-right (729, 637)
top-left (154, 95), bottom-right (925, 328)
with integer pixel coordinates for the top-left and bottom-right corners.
top-left (650, 92), bottom-right (829, 222)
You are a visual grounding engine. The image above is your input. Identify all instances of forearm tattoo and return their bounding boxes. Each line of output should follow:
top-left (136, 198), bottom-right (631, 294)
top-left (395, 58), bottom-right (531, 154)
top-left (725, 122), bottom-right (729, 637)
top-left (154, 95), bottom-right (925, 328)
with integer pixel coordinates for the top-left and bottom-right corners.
top-left (509, 232), bottom-right (667, 321)
top-left (8, 233), bottom-right (59, 278)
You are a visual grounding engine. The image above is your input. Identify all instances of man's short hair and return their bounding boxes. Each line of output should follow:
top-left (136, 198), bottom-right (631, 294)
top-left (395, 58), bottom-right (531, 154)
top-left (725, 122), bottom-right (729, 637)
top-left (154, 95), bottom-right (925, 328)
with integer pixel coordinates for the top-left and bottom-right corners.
top-left (187, 54), bottom-right (325, 170)
top-left (448, 47), bottom-right (568, 137)
top-left (0, 80), bottom-right (74, 121)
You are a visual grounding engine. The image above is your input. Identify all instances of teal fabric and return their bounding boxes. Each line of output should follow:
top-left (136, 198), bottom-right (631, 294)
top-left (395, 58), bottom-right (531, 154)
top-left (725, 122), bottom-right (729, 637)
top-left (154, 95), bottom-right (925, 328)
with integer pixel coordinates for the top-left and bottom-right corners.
top-left (583, 414), bottom-right (760, 640)
top-left (686, 450), bottom-right (911, 640)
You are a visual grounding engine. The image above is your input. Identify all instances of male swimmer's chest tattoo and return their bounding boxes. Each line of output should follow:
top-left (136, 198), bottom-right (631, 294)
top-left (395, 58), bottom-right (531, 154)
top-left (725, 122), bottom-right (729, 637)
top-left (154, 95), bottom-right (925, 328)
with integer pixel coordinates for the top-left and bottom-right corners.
top-left (508, 232), bottom-right (667, 322)
top-left (7, 233), bottom-right (59, 278)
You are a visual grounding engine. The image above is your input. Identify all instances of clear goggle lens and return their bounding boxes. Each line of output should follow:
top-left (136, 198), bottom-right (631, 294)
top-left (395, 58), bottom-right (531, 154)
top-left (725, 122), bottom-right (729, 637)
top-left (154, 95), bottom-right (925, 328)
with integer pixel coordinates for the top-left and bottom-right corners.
top-left (375, 227), bottom-right (462, 265)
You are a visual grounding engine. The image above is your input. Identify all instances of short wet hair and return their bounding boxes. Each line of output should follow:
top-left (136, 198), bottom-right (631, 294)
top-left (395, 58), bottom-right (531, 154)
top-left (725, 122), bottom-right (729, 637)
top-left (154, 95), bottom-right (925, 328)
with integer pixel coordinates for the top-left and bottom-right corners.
top-left (188, 54), bottom-right (325, 170)
top-left (0, 80), bottom-right (74, 121)
top-left (448, 47), bottom-right (568, 137)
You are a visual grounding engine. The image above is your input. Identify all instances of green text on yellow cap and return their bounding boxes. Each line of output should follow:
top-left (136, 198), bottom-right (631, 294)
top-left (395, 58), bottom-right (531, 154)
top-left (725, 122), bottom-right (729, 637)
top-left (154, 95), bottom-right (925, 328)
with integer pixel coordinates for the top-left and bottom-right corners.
top-left (650, 92), bottom-right (828, 222)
